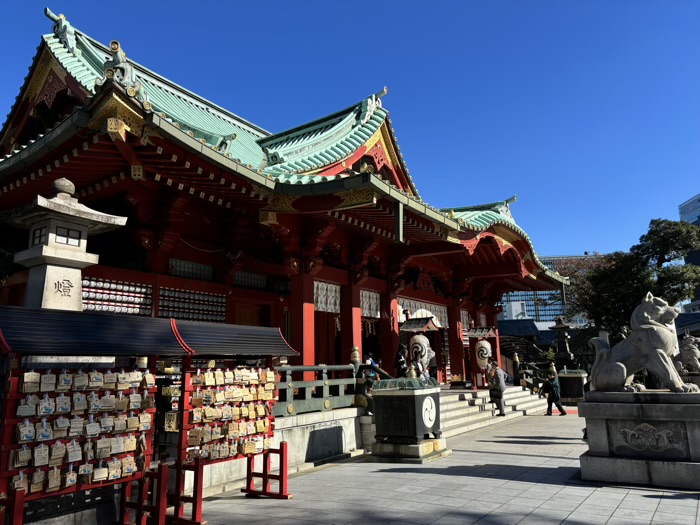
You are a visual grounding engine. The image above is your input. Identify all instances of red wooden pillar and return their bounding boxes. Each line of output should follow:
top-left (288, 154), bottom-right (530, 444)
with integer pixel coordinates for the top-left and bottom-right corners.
top-left (447, 303), bottom-right (465, 382)
top-left (340, 281), bottom-right (362, 359)
top-left (379, 290), bottom-right (400, 373)
top-left (290, 271), bottom-right (315, 376)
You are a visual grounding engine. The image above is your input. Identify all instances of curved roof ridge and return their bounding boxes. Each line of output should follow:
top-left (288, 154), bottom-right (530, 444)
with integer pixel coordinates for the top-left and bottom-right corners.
top-left (260, 88), bottom-right (387, 146)
top-left (446, 195), bottom-right (518, 214)
top-left (73, 31), bottom-right (270, 137)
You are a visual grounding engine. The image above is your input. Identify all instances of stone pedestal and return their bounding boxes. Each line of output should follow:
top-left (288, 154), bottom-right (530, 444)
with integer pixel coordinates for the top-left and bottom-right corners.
top-left (370, 438), bottom-right (452, 464)
top-left (579, 391), bottom-right (700, 490)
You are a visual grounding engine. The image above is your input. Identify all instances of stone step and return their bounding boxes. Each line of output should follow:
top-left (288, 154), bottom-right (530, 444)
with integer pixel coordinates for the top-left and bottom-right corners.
top-left (441, 401), bottom-right (525, 428)
top-left (441, 410), bottom-right (525, 438)
top-left (441, 408), bottom-right (501, 429)
top-left (508, 397), bottom-right (549, 411)
top-left (441, 403), bottom-right (492, 417)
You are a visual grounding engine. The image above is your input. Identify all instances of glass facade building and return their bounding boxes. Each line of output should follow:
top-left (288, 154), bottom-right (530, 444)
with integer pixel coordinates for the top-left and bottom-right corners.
top-left (680, 193), bottom-right (700, 312)
top-left (500, 256), bottom-right (588, 325)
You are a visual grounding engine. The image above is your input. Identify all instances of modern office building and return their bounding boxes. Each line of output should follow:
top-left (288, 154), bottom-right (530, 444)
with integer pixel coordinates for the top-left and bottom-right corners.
top-left (500, 256), bottom-right (588, 325)
top-left (680, 193), bottom-right (700, 313)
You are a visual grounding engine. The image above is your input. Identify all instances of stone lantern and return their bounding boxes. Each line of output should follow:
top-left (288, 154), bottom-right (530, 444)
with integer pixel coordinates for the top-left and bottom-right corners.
top-left (549, 316), bottom-right (574, 371)
top-left (9, 178), bottom-right (127, 311)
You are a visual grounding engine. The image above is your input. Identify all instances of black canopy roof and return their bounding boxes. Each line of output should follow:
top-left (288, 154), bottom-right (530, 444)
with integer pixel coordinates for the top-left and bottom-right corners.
top-left (0, 305), bottom-right (298, 357)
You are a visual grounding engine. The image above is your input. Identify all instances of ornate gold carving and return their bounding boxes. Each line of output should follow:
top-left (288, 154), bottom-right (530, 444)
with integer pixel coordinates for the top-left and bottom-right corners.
top-left (131, 165), bottom-right (144, 181)
top-left (107, 118), bottom-right (129, 142)
top-left (334, 187), bottom-right (377, 210)
top-left (89, 93), bottom-right (144, 137)
top-left (364, 129), bottom-right (382, 152)
top-left (380, 124), bottom-right (402, 171)
top-left (264, 194), bottom-right (298, 212)
top-left (25, 51), bottom-right (68, 103)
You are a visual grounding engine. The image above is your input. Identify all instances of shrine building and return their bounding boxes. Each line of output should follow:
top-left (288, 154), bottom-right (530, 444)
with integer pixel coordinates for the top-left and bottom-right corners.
top-left (0, 10), bottom-right (567, 385)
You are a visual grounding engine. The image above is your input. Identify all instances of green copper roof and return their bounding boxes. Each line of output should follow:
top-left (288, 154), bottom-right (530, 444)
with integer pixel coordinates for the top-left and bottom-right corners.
top-left (446, 196), bottom-right (520, 232)
top-left (41, 21), bottom-right (402, 184)
top-left (441, 196), bottom-right (568, 284)
top-left (42, 30), bottom-right (269, 169)
top-left (259, 95), bottom-right (388, 177)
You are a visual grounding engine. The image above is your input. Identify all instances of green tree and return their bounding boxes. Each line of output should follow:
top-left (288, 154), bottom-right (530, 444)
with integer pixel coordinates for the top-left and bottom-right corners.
top-left (567, 219), bottom-right (700, 334)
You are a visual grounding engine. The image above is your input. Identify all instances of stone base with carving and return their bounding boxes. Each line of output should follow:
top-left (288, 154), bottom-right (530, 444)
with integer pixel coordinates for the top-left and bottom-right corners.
top-left (579, 391), bottom-right (700, 490)
top-left (369, 438), bottom-right (452, 464)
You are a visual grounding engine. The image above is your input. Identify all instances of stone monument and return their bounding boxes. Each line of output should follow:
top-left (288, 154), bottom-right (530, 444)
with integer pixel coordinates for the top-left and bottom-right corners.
top-left (4, 178), bottom-right (127, 366)
top-left (8, 178), bottom-right (127, 311)
top-left (579, 292), bottom-right (700, 489)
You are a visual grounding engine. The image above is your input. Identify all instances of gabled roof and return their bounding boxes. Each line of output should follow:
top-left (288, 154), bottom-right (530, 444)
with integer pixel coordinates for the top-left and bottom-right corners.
top-left (7, 17), bottom-right (270, 169)
top-left (259, 91), bottom-right (387, 176)
top-left (441, 196), bottom-right (568, 286)
top-left (444, 196), bottom-right (519, 231)
top-left (4, 12), bottom-right (415, 191)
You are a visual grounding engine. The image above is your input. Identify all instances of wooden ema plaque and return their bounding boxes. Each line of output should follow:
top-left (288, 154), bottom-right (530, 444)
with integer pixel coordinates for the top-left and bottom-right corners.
top-left (169, 357), bottom-right (290, 525)
top-left (0, 356), bottom-right (158, 525)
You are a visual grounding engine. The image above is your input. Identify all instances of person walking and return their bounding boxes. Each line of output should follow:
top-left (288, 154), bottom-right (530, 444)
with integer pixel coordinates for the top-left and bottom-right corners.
top-left (487, 356), bottom-right (507, 417)
top-left (539, 371), bottom-right (567, 416)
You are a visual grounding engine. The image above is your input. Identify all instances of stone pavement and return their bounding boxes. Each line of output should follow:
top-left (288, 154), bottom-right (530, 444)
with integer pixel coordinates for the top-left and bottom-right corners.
top-left (201, 414), bottom-right (700, 525)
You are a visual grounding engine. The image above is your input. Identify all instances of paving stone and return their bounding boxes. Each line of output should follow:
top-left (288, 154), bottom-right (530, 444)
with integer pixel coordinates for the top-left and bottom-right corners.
top-left (652, 512), bottom-right (697, 525)
top-left (655, 504), bottom-right (698, 516)
top-left (618, 497), bottom-right (661, 512)
top-left (612, 508), bottom-right (656, 521)
top-left (563, 511), bottom-right (609, 524)
top-left (199, 413), bottom-right (700, 525)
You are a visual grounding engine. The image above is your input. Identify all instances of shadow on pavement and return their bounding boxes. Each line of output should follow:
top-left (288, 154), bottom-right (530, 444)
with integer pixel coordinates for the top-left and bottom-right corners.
top-left (450, 448), bottom-right (584, 461)
top-left (375, 463), bottom-right (582, 485)
top-left (476, 438), bottom-right (584, 446)
top-left (495, 435), bottom-right (587, 441)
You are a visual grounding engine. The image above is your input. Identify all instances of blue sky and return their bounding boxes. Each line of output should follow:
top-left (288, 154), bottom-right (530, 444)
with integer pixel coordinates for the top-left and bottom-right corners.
top-left (1, 2), bottom-right (698, 256)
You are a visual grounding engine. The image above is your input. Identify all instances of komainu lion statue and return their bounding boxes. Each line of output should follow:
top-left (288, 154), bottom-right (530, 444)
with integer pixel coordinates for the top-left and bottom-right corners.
top-left (678, 335), bottom-right (700, 373)
top-left (589, 292), bottom-right (699, 392)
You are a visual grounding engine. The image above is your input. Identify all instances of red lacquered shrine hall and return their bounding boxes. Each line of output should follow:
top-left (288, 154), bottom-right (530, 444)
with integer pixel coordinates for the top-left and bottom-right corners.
top-left (0, 11), bottom-right (567, 385)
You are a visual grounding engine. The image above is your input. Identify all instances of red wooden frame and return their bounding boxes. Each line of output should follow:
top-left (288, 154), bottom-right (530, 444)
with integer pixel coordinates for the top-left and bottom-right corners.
top-left (0, 355), bottom-right (158, 525)
top-left (168, 356), bottom-right (290, 525)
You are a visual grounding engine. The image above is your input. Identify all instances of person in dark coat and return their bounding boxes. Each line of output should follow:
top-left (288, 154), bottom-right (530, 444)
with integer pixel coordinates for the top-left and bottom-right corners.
top-left (487, 357), bottom-right (507, 417)
top-left (394, 344), bottom-right (409, 378)
top-left (427, 349), bottom-right (438, 379)
top-left (540, 371), bottom-right (567, 416)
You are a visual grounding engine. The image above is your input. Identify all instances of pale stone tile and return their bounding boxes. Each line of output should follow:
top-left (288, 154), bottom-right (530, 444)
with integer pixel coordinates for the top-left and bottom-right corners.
top-left (538, 499), bottom-right (582, 512)
top-left (652, 512), bottom-right (697, 525)
top-left (656, 504), bottom-right (698, 516)
top-left (612, 508), bottom-right (656, 521)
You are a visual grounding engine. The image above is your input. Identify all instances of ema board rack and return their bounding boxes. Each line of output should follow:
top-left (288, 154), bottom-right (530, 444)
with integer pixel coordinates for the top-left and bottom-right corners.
top-left (0, 363), bottom-right (158, 525)
top-left (163, 357), bottom-right (290, 525)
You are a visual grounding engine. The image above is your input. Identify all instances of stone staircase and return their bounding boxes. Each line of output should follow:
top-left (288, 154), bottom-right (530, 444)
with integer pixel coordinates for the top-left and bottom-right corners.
top-left (440, 385), bottom-right (549, 438)
top-left (359, 385), bottom-right (549, 447)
